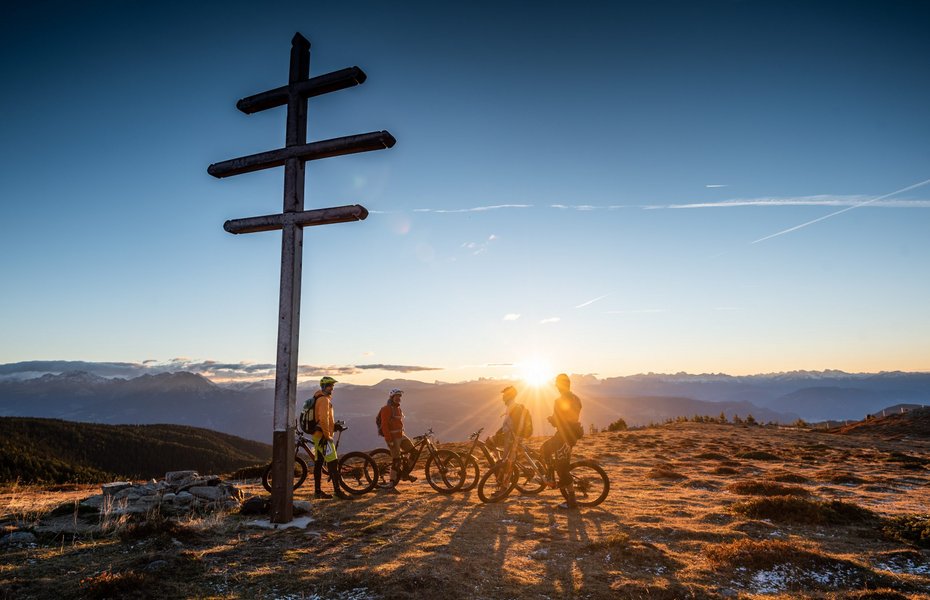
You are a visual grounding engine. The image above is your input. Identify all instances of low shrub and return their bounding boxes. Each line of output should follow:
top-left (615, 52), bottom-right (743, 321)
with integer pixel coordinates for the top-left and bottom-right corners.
top-left (726, 481), bottom-right (810, 497)
top-left (735, 450), bottom-right (781, 461)
top-left (882, 514), bottom-right (930, 548)
top-left (695, 452), bottom-right (728, 461)
top-left (732, 497), bottom-right (877, 525)
top-left (712, 466), bottom-right (739, 475)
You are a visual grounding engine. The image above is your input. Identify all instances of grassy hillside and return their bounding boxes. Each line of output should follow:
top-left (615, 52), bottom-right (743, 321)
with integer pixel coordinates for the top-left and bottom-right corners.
top-left (2, 421), bottom-right (929, 599)
top-left (0, 417), bottom-right (271, 483)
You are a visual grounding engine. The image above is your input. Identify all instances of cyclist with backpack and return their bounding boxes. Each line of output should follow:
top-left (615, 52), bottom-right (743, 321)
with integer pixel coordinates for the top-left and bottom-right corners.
top-left (378, 388), bottom-right (417, 491)
top-left (541, 373), bottom-right (583, 509)
top-left (492, 385), bottom-right (532, 461)
top-left (300, 376), bottom-right (348, 500)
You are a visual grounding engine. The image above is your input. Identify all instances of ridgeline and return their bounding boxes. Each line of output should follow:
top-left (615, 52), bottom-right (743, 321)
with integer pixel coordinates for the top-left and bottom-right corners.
top-left (0, 417), bottom-right (271, 483)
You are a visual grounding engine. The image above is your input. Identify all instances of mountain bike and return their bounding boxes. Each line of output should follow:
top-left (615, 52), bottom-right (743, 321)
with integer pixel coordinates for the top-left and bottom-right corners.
top-left (458, 428), bottom-right (504, 492)
top-left (369, 428), bottom-right (467, 493)
top-left (477, 439), bottom-right (609, 506)
top-left (261, 421), bottom-right (379, 495)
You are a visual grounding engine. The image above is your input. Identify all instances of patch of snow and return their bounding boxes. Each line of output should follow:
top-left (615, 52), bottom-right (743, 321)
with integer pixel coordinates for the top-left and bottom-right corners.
top-left (246, 516), bottom-right (315, 530)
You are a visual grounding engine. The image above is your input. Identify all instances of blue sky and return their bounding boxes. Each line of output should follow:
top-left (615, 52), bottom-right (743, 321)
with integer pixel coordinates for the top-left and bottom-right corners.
top-left (1, 0), bottom-right (928, 385)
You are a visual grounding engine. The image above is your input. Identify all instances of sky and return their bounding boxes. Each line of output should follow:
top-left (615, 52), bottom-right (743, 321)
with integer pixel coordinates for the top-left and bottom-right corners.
top-left (1, 0), bottom-right (929, 386)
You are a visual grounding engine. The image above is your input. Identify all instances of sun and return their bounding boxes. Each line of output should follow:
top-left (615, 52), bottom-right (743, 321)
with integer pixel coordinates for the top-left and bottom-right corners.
top-left (515, 358), bottom-right (554, 388)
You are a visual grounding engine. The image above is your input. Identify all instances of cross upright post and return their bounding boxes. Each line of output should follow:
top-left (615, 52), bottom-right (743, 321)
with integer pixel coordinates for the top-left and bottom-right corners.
top-left (208, 33), bottom-right (395, 523)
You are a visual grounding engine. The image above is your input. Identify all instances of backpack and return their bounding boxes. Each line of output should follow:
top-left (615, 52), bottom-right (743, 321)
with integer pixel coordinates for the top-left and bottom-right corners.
top-left (510, 403), bottom-right (533, 438)
top-left (375, 410), bottom-right (384, 437)
top-left (299, 397), bottom-right (318, 433)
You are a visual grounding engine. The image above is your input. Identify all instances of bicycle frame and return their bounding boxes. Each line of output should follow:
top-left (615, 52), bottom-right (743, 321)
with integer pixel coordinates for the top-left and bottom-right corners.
top-left (464, 428), bottom-right (502, 467)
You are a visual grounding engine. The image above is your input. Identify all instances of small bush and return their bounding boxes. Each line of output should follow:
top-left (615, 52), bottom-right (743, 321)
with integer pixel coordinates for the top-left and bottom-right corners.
top-left (826, 473), bottom-right (865, 485)
top-left (885, 452), bottom-right (928, 466)
top-left (732, 497), bottom-right (877, 525)
top-left (771, 472), bottom-right (809, 484)
top-left (606, 418), bottom-right (628, 432)
top-left (883, 514), bottom-right (930, 548)
top-left (647, 467), bottom-right (687, 480)
top-left (726, 481), bottom-right (810, 497)
top-left (586, 531), bottom-right (630, 551)
top-left (80, 570), bottom-right (151, 600)
top-left (735, 450), bottom-right (780, 461)
top-left (705, 539), bottom-right (819, 570)
top-left (713, 466), bottom-right (739, 475)
top-left (695, 452), bottom-right (728, 461)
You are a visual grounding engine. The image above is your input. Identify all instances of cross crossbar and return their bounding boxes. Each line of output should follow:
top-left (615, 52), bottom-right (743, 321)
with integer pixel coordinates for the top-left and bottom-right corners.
top-left (207, 131), bottom-right (396, 178)
top-left (224, 204), bottom-right (369, 234)
top-left (236, 67), bottom-right (368, 114)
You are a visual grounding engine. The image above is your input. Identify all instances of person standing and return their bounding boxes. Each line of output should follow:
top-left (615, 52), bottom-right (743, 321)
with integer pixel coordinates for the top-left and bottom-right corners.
top-left (541, 373), bottom-right (583, 509)
top-left (310, 376), bottom-right (347, 499)
top-left (379, 388), bottom-right (417, 492)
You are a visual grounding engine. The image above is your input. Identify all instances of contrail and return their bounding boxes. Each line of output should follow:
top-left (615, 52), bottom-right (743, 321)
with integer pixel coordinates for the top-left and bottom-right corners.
top-left (751, 176), bottom-right (930, 244)
top-left (575, 294), bottom-right (609, 308)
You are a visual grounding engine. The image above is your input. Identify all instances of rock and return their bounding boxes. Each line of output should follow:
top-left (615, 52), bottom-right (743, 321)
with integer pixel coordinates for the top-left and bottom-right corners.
top-left (293, 500), bottom-right (312, 515)
top-left (189, 486), bottom-right (224, 501)
top-left (102, 482), bottom-right (132, 495)
top-left (0, 531), bottom-right (37, 546)
top-left (240, 496), bottom-right (269, 515)
top-left (161, 493), bottom-right (177, 504)
top-left (144, 560), bottom-right (169, 573)
top-left (80, 495), bottom-right (105, 509)
top-left (165, 470), bottom-right (198, 484)
top-left (174, 492), bottom-right (194, 505)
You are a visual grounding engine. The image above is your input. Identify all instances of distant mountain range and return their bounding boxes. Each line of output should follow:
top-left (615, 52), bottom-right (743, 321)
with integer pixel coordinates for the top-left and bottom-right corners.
top-left (1, 368), bottom-right (927, 450)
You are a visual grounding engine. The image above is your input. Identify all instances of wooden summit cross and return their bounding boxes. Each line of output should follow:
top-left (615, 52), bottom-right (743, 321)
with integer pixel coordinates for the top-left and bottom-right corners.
top-left (208, 33), bottom-right (395, 523)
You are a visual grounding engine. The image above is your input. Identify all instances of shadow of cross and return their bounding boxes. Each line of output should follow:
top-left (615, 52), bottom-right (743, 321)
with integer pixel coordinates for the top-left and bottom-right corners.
top-left (207, 32), bottom-right (395, 524)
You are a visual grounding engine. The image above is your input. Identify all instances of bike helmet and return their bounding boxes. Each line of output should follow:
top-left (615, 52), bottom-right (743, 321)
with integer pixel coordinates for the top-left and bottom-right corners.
top-left (500, 385), bottom-right (517, 401)
top-left (320, 376), bottom-right (338, 388)
top-left (389, 388), bottom-right (403, 397)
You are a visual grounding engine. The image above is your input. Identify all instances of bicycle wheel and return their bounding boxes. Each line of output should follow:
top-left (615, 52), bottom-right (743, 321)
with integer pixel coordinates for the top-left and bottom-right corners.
top-left (563, 460), bottom-right (610, 507)
top-left (368, 448), bottom-right (396, 488)
top-left (477, 460), bottom-right (518, 503)
top-left (338, 451), bottom-right (379, 495)
top-left (514, 453), bottom-right (546, 495)
top-left (261, 455), bottom-right (309, 493)
top-left (460, 455), bottom-right (481, 492)
top-left (425, 450), bottom-right (466, 493)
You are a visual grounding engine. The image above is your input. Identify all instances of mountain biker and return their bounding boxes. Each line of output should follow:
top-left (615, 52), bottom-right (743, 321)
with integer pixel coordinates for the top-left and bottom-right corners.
top-left (541, 373), bottom-right (583, 509)
top-left (491, 385), bottom-right (531, 462)
top-left (379, 388), bottom-right (417, 492)
top-left (310, 376), bottom-right (348, 499)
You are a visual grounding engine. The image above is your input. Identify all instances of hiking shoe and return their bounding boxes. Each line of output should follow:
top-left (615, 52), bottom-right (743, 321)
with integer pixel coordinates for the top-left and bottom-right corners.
top-left (314, 490), bottom-right (333, 499)
top-left (385, 487), bottom-right (400, 495)
top-left (557, 501), bottom-right (578, 510)
top-left (403, 474), bottom-right (418, 482)
top-left (545, 479), bottom-right (559, 489)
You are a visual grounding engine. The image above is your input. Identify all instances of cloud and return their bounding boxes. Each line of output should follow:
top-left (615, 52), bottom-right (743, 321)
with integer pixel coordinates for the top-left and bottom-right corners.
top-left (413, 204), bottom-right (532, 213)
top-left (461, 233), bottom-right (499, 256)
top-left (575, 294), bottom-right (609, 309)
top-left (539, 317), bottom-right (561, 324)
top-left (551, 204), bottom-right (628, 211)
top-left (0, 359), bottom-right (440, 382)
top-left (355, 364), bottom-right (443, 373)
top-left (503, 313), bottom-right (521, 321)
top-left (604, 309), bottom-right (667, 314)
top-left (705, 184), bottom-right (728, 188)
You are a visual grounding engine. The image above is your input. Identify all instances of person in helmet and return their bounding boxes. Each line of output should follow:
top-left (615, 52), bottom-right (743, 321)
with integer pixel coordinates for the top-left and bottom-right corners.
top-left (490, 385), bottom-right (531, 461)
top-left (379, 388), bottom-right (416, 491)
top-left (310, 376), bottom-right (347, 499)
top-left (541, 373), bottom-right (583, 509)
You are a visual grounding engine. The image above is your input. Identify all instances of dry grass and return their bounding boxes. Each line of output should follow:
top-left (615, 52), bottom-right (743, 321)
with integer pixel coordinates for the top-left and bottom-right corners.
top-left (2, 422), bottom-right (930, 599)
